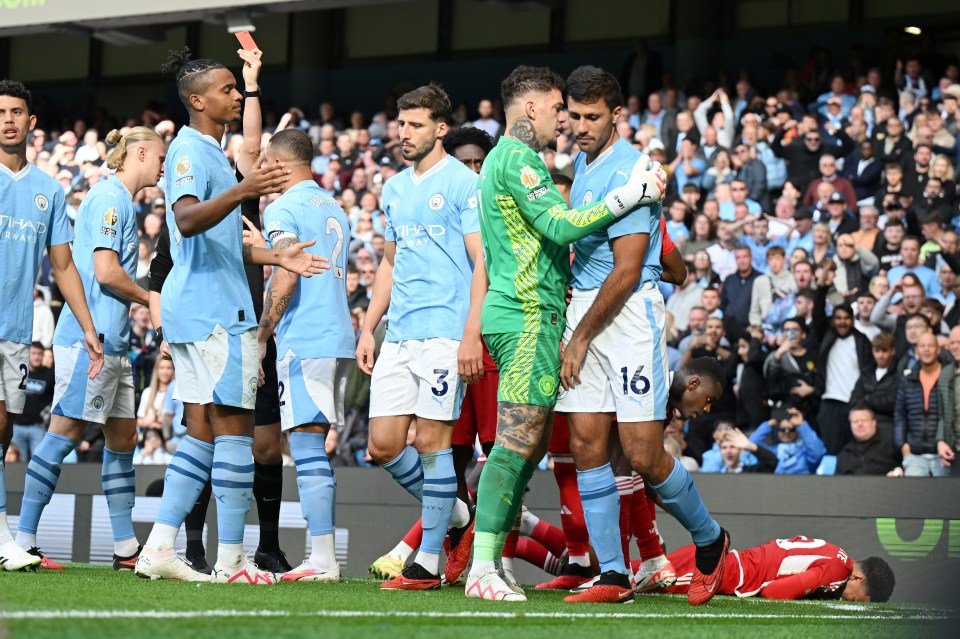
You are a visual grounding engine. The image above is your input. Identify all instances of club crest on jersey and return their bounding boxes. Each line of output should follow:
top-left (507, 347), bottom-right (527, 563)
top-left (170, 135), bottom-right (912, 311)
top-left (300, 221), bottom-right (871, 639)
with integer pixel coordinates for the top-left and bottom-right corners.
top-left (538, 375), bottom-right (557, 397)
top-left (91, 396), bottom-right (105, 412)
top-left (520, 165), bottom-right (541, 189)
top-left (582, 191), bottom-right (594, 206)
top-left (175, 156), bottom-right (191, 177)
top-left (103, 208), bottom-right (118, 227)
top-left (428, 193), bottom-right (445, 210)
top-left (34, 194), bottom-right (48, 211)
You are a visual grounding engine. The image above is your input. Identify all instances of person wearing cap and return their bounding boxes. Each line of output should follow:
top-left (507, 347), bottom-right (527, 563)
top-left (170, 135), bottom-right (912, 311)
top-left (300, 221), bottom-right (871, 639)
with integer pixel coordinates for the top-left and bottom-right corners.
top-left (817, 74), bottom-right (856, 119)
top-left (786, 207), bottom-right (815, 258)
top-left (823, 191), bottom-right (859, 239)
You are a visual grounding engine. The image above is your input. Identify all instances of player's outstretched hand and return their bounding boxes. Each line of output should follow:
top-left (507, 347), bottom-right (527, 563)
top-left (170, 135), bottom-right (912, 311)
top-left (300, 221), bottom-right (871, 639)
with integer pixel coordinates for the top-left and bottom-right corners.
top-left (559, 338), bottom-right (588, 391)
top-left (83, 328), bottom-right (105, 379)
top-left (240, 156), bottom-right (290, 199)
top-left (242, 216), bottom-right (266, 249)
top-left (277, 239), bottom-right (330, 277)
top-left (356, 331), bottom-right (376, 375)
top-left (457, 333), bottom-right (484, 384)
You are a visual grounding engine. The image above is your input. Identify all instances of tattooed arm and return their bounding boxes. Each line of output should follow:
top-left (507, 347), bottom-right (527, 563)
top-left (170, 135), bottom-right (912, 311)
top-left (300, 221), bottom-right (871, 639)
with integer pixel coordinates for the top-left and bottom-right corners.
top-left (257, 236), bottom-right (299, 361)
top-left (242, 237), bottom-right (329, 276)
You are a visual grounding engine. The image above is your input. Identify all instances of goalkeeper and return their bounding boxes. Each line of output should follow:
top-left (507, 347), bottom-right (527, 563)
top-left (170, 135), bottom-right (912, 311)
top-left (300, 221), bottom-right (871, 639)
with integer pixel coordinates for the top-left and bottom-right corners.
top-left (465, 64), bottom-right (666, 602)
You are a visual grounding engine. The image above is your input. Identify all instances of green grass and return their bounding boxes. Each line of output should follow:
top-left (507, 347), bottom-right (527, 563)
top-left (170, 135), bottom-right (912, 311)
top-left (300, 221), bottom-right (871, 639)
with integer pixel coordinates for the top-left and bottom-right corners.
top-left (0, 565), bottom-right (953, 639)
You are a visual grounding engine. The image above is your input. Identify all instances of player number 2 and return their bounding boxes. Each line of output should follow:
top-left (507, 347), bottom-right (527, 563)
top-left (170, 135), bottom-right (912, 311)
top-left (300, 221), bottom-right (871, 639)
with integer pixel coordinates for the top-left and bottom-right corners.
top-left (18, 363), bottom-right (28, 390)
top-left (278, 381), bottom-right (286, 407)
top-left (620, 365), bottom-right (650, 396)
top-left (326, 217), bottom-right (345, 279)
top-left (432, 369), bottom-right (449, 397)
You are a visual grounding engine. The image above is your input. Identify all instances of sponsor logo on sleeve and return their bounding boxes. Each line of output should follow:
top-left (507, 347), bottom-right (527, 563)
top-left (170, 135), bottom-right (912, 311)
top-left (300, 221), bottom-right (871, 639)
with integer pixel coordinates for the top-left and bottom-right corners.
top-left (527, 185), bottom-right (549, 201)
top-left (520, 165), bottom-right (541, 189)
top-left (100, 227), bottom-right (117, 237)
top-left (34, 194), bottom-right (49, 211)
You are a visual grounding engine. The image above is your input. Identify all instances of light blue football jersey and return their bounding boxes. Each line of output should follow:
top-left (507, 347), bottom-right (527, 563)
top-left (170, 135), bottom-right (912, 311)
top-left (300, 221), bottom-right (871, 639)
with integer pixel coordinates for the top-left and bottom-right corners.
top-left (569, 138), bottom-right (663, 291)
top-left (160, 126), bottom-right (254, 343)
top-left (0, 163), bottom-right (73, 345)
top-left (262, 180), bottom-right (355, 360)
top-left (381, 155), bottom-right (480, 342)
top-left (54, 176), bottom-right (138, 356)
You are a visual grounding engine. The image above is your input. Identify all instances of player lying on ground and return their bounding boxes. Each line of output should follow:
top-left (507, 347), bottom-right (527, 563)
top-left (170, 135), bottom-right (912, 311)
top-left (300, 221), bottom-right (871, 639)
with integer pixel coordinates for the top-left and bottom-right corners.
top-left (658, 536), bottom-right (894, 602)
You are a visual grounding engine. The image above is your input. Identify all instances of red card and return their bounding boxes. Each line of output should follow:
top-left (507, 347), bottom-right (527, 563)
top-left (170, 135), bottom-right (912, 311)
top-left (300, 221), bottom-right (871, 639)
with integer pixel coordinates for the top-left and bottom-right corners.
top-left (235, 31), bottom-right (258, 51)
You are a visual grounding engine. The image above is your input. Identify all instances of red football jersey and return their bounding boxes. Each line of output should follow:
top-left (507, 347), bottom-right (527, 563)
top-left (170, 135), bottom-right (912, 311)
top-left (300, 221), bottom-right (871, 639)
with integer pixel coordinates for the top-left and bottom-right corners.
top-left (660, 214), bottom-right (676, 257)
top-left (667, 536), bottom-right (854, 600)
top-left (734, 536), bottom-right (854, 599)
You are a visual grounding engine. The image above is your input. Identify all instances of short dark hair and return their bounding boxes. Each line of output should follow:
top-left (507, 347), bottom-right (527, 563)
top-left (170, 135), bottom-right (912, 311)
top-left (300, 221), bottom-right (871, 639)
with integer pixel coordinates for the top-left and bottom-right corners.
top-left (269, 129), bottom-right (313, 165)
top-left (871, 331), bottom-right (894, 350)
top-left (30, 341), bottom-right (44, 350)
top-left (442, 126), bottom-right (494, 156)
top-left (833, 302), bottom-right (854, 319)
top-left (796, 288), bottom-right (816, 303)
top-left (904, 312), bottom-right (932, 328)
top-left (683, 357), bottom-right (727, 394)
top-left (849, 403), bottom-right (874, 419)
top-left (0, 79), bottom-right (32, 113)
top-left (766, 245), bottom-right (786, 258)
top-left (550, 172), bottom-right (573, 188)
top-left (566, 65), bottom-right (621, 110)
top-left (397, 83), bottom-right (451, 124)
top-left (861, 556), bottom-right (895, 603)
top-left (501, 65), bottom-right (565, 109)
top-left (346, 262), bottom-right (359, 275)
top-left (160, 47), bottom-right (227, 109)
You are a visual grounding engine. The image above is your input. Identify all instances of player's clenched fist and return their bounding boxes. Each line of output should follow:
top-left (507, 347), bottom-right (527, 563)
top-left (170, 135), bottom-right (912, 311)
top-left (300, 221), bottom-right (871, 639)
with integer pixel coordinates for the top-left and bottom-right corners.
top-left (356, 331), bottom-right (376, 375)
top-left (603, 153), bottom-right (666, 216)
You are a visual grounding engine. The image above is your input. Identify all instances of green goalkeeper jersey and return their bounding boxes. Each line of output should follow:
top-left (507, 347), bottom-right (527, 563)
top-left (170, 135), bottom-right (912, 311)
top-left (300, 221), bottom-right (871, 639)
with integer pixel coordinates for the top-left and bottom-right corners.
top-left (478, 136), bottom-right (617, 336)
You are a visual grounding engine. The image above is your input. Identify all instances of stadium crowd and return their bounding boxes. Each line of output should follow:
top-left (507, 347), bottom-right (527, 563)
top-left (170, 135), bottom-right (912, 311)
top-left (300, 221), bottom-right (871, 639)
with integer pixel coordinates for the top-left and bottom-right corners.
top-left (8, 48), bottom-right (960, 480)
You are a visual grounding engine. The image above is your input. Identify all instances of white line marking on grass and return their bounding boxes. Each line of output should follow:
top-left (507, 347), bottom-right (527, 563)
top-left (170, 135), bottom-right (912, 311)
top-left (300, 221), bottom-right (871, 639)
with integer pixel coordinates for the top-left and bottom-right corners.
top-left (1, 610), bottom-right (953, 621)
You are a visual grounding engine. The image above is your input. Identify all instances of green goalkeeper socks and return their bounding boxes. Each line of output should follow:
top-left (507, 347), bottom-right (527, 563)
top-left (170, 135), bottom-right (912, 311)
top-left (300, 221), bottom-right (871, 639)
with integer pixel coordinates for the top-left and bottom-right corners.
top-left (473, 446), bottom-right (529, 564)
top-left (493, 460), bottom-right (536, 561)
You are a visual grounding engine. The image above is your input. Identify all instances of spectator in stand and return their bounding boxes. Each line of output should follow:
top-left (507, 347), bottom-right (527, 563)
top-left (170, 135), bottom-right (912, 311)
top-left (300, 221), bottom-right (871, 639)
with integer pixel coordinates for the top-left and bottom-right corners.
top-left (931, 262), bottom-right (956, 312)
top-left (786, 207), bottom-right (815, 257)
top-left (127, 303), bottom-right (158, 405)
top-left (706, 223), bottom-right (738, 280)
top-left (720, 246), bottom-right (758, 328)
top-left (833, 234), bottom-right (878, 304)
top-left (904, 143), bottom-right (933, 196)
top-left (665, 200), bottom-right (691, 244)
top-left (134, 428), bottom-right (172, 465)
top-left (345, 263), bottom-right (369, 311)
top-left (11, 343), bottom-right (54, 462)
top-left (749, 405), bottom-right (826, 475)
top-left (823, 192), bottom-right (860, 239)
top-left (894, 332), bottom-right (954, 477)
top-left (873, 220), bottom-right (905, 272)
top-left (665, 109), bottom-right (699, 162)
top-left (702, 149), bottom-right (735, 199)
top-left (850, 332), bottom-right (899, 439)
top-left (719, 179), bottom-right (761, 222)
top-left (732, 143), bottom-right (768, 210)
top-left (665, 266), bottom-right (702, 333)
top-left (472, 99), bottom-right (501, 139)
top-left (735, 326), bottom-right (770, 431)
top-left (764, 317), bottom-right (819, 424)
top-left (887, 237), bottom-right (939, 298)
top-left (642, 91), bottom-right (672, 141)
top-left (749, 245), bottom-right (795, 326)
top-left (701, 286), bottom-right (723, 320)
top-left (920, 298), bottom-right (949, 338)
top-left (32, 287), bottom-right (55, 348)
top-left (854, 292), bottom-right (881, 340)
top-left (803, 155), bottom-right (858, 212)
top-left (916, 181), bottom-right (952, 228)
top-left (717, 427), bottom-right (778, 473)
top-left (810, 223), bottom-right (835, 266)
top-left (836, 406), bottom-right (900, 476)
top-left (843, 140), bottom-right (883, 206)
top-left (136, 358), bottom-right (174, 433)
top-left (678, 213), bottom-right (715, 261)
top-left (851, 204), bottom-right (880, 252)
top-left (694, 89), bottom-right (735, 149)
top-left (813, 265), bottom-right (875, 453)
top-left (669, 137), bottom-right (706, 193)
top-left (875, 117), bottom-right (912, 166)
top-left (737, 216), bottom-right (785, 274)
top-left (772, 115), bottom-right (854, 192)
top-left (691, 249), bottom-right (721, 289)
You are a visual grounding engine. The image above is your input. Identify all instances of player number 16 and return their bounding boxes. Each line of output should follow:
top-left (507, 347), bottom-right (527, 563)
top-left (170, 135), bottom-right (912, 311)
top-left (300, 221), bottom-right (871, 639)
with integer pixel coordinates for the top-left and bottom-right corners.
top-left (620, 365), bottom-right (651, 396)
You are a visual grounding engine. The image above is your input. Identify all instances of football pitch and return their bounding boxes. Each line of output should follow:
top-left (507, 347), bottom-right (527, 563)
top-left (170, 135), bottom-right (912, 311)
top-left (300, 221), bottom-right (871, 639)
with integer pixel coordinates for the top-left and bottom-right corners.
top-left (0, 566), bottom-right (954, 639)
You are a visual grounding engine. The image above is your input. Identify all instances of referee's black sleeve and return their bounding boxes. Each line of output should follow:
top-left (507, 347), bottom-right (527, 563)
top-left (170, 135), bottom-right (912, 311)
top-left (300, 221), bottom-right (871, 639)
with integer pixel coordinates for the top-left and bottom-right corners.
top-left (149, 223), bottom-right (173, 293)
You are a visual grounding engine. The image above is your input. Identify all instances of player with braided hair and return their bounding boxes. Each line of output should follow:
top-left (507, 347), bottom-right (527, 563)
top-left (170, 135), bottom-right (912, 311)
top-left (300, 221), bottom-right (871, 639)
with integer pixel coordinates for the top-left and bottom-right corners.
top-left (135, 47), bottom-right (329, 585)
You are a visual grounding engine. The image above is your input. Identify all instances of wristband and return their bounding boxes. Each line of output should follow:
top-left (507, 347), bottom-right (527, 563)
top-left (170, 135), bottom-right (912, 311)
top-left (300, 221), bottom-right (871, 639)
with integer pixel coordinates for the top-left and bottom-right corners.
top-left (244, 89), bottom-right (261, 99)
top-left (155, 326), bottom-right (163, 343)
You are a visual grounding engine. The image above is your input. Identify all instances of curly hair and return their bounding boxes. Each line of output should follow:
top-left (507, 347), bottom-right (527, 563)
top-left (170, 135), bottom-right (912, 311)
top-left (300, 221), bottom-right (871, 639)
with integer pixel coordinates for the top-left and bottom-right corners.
top-left (860, 556), bottom-right (895, 603)
top-left (442, 126), bottom-right (494, 156)
top-left (0, 79), bottom-right (32, 113)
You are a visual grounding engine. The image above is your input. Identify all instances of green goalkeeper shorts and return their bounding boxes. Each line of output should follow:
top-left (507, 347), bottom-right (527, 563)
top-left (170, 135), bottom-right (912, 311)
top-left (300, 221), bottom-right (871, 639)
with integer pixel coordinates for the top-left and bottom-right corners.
top-left (484, 329), bottom-right (562, 407)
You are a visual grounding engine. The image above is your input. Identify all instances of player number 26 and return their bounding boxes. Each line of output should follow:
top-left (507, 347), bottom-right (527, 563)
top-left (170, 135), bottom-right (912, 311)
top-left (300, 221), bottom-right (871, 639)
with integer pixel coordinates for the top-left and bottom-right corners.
top-left (620, 365), bottom-right (650, 396)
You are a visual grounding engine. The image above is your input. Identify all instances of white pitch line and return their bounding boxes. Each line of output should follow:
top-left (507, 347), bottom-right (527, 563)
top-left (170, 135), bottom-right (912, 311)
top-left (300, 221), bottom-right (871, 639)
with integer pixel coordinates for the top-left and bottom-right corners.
top-left (0, 609), bottom-right (952, 621)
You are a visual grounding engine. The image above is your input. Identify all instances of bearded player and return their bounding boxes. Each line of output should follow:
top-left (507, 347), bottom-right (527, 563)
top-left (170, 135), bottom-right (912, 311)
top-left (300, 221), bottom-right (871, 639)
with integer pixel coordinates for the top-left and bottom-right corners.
top-left (466, 65), bottom-right (666, 602)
